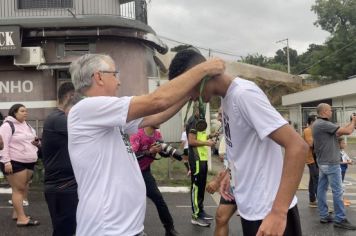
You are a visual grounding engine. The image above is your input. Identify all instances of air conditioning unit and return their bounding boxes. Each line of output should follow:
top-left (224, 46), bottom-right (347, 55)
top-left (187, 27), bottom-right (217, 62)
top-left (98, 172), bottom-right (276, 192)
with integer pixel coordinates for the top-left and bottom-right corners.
top-left (14, 47), bottom-right (45, 67)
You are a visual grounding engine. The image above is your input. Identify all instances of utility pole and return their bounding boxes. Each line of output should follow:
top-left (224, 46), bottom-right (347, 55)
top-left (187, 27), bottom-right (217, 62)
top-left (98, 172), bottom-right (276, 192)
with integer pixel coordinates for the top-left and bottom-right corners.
top-left (276, 38), bottom-right (290, 74)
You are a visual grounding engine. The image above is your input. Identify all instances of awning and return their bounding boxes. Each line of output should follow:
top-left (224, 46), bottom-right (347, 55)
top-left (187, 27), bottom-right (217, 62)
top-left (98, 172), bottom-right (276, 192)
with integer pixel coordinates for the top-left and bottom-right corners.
top-left (36, 62), bottom-right (71, 70)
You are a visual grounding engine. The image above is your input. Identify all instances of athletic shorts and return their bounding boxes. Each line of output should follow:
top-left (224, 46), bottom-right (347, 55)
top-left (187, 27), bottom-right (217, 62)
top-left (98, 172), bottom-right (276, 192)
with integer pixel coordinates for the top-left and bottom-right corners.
top-left (220, 196), bottom-right (236, 205)
top-left (0, 160), bottom-right (36, 175)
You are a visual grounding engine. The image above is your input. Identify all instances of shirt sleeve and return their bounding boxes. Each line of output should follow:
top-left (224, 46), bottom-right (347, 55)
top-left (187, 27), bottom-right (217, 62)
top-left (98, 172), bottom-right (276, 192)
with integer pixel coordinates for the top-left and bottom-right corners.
top-left (236, 85), bottom-right (288, 140)
top-left (73, 96), bottom-right (143, 134)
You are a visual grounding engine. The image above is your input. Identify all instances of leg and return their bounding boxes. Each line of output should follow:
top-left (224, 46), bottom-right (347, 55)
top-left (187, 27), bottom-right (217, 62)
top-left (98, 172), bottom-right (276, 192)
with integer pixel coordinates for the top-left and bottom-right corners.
top-left (189, 158), bottom-right (199, 218)
top-left (214, 202), bottom-right (237, 236)
top-left (6, 170), bottom-right (29, 223)
top-left (197, 161), bottom-right (208, 216)
top-left (45, 191), bottom-right (78, 236)
top-left (143, 170), bottom-right (174, 231)
top-left (308, 163), bottom-right (318, 202)
top-left (317, 165), bottom-right (330, 219)
top-left (327, 165), bottom-right (345, 222)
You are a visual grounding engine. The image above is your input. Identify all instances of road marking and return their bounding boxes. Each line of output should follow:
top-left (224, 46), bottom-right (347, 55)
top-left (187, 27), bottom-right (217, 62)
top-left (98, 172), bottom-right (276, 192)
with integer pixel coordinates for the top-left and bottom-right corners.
top-left (0, 188), bottom-right (12, 194)
top-left (158, 186), bottom-right (190, 193)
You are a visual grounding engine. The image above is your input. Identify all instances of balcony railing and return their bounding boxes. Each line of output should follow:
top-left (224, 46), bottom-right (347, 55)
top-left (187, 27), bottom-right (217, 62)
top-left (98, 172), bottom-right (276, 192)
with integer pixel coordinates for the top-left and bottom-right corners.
top-left (0, 0), bottom-right (147, 24)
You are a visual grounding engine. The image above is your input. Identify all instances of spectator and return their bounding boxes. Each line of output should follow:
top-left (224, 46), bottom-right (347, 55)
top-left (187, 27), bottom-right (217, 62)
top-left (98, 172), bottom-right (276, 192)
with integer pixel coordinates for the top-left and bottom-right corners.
top-left (67, 53), bottom-right (224, 235)
top-left (130, 125), bottom-right (179, 236)
top-left (180, 126), bottom-right (190, 175)
top-left (302, 115), bottom-right (318, 208)
top-left (338, 137), bottom-right (352, 206)
top-left (185, 103), bottom-right (216, 227)
top-left (312, 103), bottom-right (356, 230)
top-left (168, 48), bottom-right (308, 236)
top-left (206, 108), bottom-right (237, 236)
top-left (42, 82), bottom-right (78, 236)
top-left (0, 104), bottom-right (40, 226)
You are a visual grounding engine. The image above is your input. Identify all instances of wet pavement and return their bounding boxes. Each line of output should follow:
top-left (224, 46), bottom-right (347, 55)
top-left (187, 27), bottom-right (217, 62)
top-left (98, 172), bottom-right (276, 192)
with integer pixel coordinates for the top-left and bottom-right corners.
top-left (1, 164), bottom-right (356, 235)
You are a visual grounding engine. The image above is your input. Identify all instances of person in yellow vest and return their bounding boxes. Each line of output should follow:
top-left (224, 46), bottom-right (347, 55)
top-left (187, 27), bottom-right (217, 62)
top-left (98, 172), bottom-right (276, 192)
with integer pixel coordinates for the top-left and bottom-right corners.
top-left (186, 103), bottom-right (216, 227)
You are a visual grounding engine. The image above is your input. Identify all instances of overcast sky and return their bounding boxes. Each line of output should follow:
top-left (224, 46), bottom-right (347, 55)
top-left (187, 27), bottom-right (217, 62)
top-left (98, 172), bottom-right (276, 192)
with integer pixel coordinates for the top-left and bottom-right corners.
top-left (147, 0), bottom-right (330, 60)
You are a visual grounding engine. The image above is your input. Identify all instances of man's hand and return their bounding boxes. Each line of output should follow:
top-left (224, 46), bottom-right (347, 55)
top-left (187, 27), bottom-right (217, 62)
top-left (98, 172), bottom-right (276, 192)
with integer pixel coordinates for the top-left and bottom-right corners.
top-left (206, 179), bottom-right (220, 194)
top-left (219, 170), bottom-right (234, 201)
top-left (4, 162), bottom-right (13, 175)
top-left (201, 58), bottom-right (225, 77)
top-left (149, 143), bottom-right (162, 155)
top-left (206, 170), bottom-right (228, 194)
top-left (206, 139), bottom-right (216, 147)
top-left (0, 135), bottom-right (3, 150)
top-left (256, 210), bottom-right (287, 236)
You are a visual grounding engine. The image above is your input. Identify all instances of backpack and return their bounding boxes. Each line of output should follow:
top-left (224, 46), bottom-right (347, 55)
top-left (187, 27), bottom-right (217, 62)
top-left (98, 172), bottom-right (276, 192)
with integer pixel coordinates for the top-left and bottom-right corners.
top-left (3, 120), bottom-right (15, 135)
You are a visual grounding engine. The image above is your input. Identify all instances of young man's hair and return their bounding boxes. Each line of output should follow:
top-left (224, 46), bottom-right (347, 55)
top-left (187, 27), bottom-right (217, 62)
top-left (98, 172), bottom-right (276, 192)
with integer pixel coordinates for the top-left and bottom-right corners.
top-left (58, 82), bottom-right (75, 104)
top-left (168, 47), bottom-right (206, 80)
top-left (307, 115), bottom-right (317, 126)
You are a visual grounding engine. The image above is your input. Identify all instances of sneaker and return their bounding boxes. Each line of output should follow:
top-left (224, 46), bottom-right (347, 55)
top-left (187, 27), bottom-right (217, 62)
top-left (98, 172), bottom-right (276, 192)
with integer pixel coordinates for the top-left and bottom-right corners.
top-left (320, 215), bottom-right (334, 224)
top-left (191, 217), bottom-right (210, 227)
top-left (309, 201), bottom-right (318, 208)
top-left (165, 228), bottom-right (179, 236)
top-left (334, 219), bottom-right (356, 230)
top-left (200, 211), bottom-right (213, 220)
top-left (8, 200), bottom-right (29, 207)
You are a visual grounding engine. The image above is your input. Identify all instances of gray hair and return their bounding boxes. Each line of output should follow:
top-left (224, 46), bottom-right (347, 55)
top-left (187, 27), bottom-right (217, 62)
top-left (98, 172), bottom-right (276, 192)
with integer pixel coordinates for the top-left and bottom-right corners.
top-left (69, 54), bottom-right (115, 93)
top-left (316, 103), bottom-right (329, 115)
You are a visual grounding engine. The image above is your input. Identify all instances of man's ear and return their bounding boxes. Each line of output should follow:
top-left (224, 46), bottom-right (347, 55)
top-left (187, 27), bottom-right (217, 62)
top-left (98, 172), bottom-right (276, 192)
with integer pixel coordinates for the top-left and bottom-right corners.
top-left (92, 72), bottom-right (104, 86)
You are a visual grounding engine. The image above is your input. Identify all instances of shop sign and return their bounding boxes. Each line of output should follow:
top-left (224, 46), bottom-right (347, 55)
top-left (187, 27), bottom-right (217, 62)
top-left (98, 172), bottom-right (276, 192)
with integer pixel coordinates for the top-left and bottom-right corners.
top-left (0, 26), bottom-right (21, 56)
top-left (0, 80), bottom-right (33, 93)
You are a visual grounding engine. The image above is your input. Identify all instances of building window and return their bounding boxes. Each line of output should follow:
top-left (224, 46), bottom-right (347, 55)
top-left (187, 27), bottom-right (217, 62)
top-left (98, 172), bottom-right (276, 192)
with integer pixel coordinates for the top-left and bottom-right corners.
top-left (18, 0), bottom-right (73, 9)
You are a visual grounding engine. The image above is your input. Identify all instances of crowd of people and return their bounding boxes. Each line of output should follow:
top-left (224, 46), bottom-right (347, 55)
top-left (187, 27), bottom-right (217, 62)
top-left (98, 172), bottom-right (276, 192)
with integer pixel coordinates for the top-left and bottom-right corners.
top-left (0, 49), bottom-right (355, 236)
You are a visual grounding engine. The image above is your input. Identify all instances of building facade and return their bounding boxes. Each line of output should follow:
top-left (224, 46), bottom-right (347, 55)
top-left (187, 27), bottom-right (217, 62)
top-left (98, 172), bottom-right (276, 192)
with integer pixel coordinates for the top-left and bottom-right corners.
top-left (0, 0), bottom-right (167, 132)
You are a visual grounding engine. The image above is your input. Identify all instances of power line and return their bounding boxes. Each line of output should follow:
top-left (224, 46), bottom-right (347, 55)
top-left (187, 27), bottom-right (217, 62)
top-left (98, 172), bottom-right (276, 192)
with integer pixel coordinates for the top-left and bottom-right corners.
top-left (297, 39), bottom-right (356, 75)
top-left (158, 35), bottom-right (243, 58)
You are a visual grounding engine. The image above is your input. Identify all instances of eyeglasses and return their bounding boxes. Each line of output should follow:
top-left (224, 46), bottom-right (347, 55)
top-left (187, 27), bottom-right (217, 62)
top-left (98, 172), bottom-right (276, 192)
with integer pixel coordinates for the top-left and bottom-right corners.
top-left (92, 70), bottom-right (120, 79)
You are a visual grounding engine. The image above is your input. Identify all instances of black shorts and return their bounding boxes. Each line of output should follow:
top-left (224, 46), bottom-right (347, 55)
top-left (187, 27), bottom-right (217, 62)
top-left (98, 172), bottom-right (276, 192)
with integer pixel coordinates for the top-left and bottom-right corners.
top-left (240, 205), bottom-right (302, 236)
top-left (0, 160), bottom-right (36, 175)
top-left (220, 196), bottom-right (236, 205)
top-left (183, 148), bottom-right (188, 156)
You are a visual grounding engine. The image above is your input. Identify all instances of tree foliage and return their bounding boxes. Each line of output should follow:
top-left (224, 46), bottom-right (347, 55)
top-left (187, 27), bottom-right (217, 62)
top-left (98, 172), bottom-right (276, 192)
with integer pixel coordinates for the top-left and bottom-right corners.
top-left (239, 0), bottom-right (356, 80)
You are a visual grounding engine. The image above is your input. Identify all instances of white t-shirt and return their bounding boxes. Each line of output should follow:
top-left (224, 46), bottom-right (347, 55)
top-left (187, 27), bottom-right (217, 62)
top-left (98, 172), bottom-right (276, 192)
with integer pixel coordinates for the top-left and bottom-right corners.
top-left (180, 131), bottom-right (188, 149)
top-left (68, 96), bottom-right (146, 236)
top-left (222, 78), bottom-right (297, 221)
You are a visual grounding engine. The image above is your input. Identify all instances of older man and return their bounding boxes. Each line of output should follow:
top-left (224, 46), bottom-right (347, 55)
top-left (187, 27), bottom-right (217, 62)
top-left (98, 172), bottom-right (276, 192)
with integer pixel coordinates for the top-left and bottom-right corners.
top-left (312, 103), bottom-right (356, 230)
top-left (168, 48), bottom-right (308, 236)
top-left (67, 53), bottom-right (224, 236)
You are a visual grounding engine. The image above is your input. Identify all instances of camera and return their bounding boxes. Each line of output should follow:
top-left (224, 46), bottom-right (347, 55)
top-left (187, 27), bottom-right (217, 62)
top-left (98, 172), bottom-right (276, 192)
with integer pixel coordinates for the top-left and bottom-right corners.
top-left (156, 140), bottom-right (183, 161)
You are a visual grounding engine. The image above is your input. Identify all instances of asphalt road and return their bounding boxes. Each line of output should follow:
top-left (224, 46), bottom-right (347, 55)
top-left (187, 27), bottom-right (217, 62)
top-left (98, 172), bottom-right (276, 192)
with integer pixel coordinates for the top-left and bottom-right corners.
top-left (1, 158), bottom-right (356, 236)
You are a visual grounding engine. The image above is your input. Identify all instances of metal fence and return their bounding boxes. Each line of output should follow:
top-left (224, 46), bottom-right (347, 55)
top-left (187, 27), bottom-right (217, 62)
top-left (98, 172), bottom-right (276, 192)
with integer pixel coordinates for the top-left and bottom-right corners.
top-left (0, 0), bottom-right (146, 23)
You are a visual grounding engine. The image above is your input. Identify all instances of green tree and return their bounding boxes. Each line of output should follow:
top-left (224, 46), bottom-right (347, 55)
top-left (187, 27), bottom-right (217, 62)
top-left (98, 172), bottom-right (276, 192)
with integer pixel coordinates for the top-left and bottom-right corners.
top-left (310, 0), bottom-right (356, 80)
top-left (239, 53), bottom-right (269, 67)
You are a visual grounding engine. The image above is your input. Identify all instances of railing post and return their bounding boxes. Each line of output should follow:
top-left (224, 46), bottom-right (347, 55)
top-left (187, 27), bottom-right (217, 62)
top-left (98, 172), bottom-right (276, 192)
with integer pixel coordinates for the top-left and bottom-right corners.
top-left (135, 0), bottom-right (147, 24)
